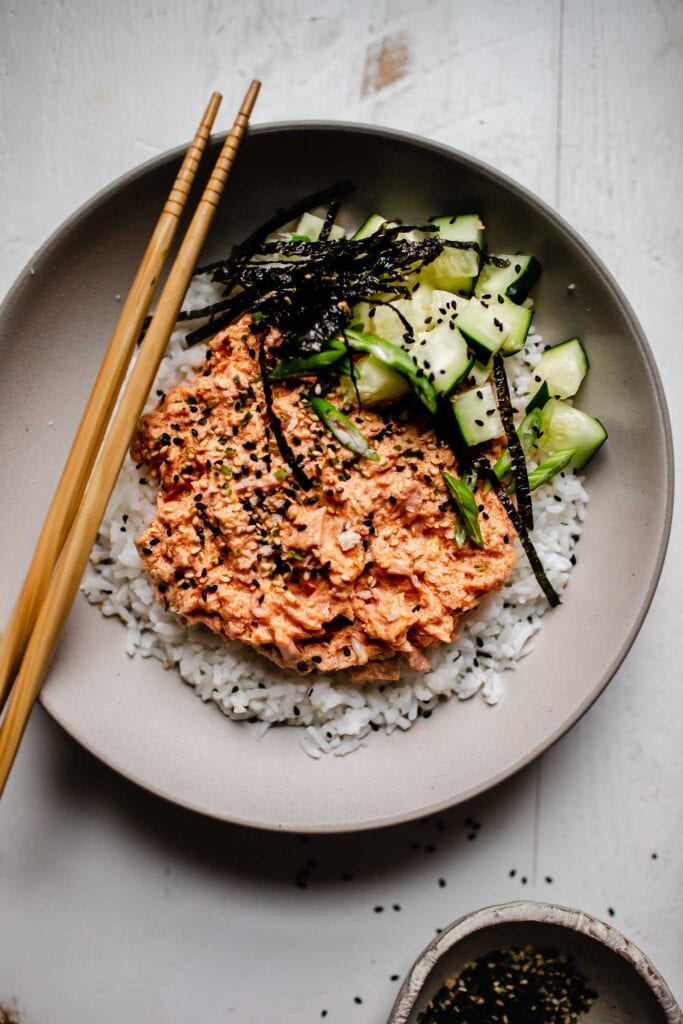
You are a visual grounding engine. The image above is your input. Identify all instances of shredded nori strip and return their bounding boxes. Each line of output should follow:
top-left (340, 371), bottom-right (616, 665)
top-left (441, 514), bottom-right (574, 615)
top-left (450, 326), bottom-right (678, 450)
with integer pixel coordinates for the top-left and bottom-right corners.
top-left (474, 458), bottom-right (560, 607)
top-left (486, 254), bottom-right (512, 268)
top-left (195, 180), bottom-right (355, 277)
top-left (257, 341), bottom-right (312, 492)
top-left (492, 353), bottom-right (533, 529)
top-left (182, 207), bottom-right (459, 351)
top-left (318, 200), bottom-right (340, 242)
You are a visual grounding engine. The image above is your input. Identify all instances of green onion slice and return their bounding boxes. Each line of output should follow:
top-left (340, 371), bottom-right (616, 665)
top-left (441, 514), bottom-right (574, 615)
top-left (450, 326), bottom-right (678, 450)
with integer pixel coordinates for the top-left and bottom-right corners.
top-left (527, 449), bottom-right (578, 492)
top-left (443, 470), bottom-right (484, 549)
top-left (343, 328), bottom-right (438, 414)
top-left (492, 406), bottom-right (544, 485)
top-left (309, 396), bottom-right (379, 461)
top-left (270, 342), bottom-right (346, 380)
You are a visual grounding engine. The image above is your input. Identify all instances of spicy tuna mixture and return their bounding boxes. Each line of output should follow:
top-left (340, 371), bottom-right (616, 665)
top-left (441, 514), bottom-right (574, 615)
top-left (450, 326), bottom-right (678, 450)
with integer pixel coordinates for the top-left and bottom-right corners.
top-left (132, 316), bottom-right (516, 682)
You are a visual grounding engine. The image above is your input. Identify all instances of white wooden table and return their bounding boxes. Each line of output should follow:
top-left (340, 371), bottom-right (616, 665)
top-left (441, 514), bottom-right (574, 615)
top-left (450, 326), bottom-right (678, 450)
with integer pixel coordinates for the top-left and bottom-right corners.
top-left (1, 2), bottom-right (682, 1021)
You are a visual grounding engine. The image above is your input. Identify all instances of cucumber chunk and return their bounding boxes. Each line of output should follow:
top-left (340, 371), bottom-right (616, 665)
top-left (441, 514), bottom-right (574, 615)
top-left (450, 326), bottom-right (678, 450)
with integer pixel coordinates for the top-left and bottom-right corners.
top-left (455, 297), bottom-right (510, 364)
top-left (422, 214), bottom-right (485, 295)
top-left (352, 213), bottom-right (387, 240)
top-left (526, 379), bottom-right (550, 414)
top-left (340, 354), bottom-right (410, 406)
top-left (412, 286), bottom-right (469, 333)
top-left (412, 321), bottom-right (473, 395)
top-left (452, 383), bottom-right (504, 446)
top-left (475, 253), bottom-right (542, 304)
top-left (352, 298), bottom-right (416, 346)
top-left (529, 337), bottom-right (588, 404)
top-left (461, 361), bottom-right (492, 388)
top-left (540, 398), bottom-right (607, 469)
top-left (499, 297), bottom-right (534, 353)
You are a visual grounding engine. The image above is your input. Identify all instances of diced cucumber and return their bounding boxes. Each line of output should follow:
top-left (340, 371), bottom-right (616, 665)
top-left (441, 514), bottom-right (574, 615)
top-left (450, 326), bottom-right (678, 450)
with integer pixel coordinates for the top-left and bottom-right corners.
top-left (529, 337), bottom-right (588, 405)
top-left (499, 297), bottom-right (534, 353)
top-left (451, 383), bottom-right (504, 447)
top-left (352, 298), bottom-right (416, 346)
top-left (455, 297), bottom-right (510, 364)
top-left (295, 212), bottom-right (346, 242)
top-left (412, 286), bottom-right (468, 333)
top-left (422, 214), bottom-right (485, 295)
top-left (340, 354), bottom-right (410, 406)
top-left (412, 321), bottom-right (473, 395)
top-left (352, 213), bottom-right (387, 240)
top-left (526, 379), bottom-right (550, 414)
top-left (461, 361), bottom-right (491, 388)
top-left (539, 398), bottom-right (607, 469)
top-left (475, 254), bottom-right (542, 304)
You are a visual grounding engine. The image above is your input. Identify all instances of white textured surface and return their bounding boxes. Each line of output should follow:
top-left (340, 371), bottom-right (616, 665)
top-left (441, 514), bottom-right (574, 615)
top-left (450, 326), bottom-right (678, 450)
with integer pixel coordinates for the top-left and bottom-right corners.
top-left (0, 2), bottom-right (682, 1022)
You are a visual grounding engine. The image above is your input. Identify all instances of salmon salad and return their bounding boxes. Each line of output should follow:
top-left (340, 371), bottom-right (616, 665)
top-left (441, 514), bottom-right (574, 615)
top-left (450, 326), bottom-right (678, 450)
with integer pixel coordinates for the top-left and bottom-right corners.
top-left (132, 316), bottom-right (516, 683)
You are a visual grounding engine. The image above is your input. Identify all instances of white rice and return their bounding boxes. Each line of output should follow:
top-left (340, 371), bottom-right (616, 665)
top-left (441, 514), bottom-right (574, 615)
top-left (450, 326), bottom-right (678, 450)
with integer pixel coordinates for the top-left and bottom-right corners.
top-left (82, 278), bottom-right (588, 758)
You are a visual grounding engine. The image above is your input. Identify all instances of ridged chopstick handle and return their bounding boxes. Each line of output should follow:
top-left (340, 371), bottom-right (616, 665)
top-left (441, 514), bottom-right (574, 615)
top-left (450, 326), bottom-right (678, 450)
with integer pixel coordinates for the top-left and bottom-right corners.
top-left (163, 96), bottom-right (220, 218)
top-left (202, 101), bottom-right (255, 208)
top-left (0, 80), bottom-right (261, 796)
top-left (0, 92), bottom-right (222, 713)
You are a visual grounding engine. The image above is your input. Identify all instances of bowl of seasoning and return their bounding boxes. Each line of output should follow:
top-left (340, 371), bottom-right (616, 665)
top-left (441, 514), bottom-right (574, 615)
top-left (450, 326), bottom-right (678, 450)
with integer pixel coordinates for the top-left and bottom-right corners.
top-left (388, 901), bottom-right (682, 1024)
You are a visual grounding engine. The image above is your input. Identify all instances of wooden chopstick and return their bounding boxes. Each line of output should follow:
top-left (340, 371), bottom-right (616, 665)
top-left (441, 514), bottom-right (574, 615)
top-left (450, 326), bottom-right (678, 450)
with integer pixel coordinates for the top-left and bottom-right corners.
top-left (0, 91), bottom-right (223, 712)
top-left (0, 80), bottom-right (261, 794)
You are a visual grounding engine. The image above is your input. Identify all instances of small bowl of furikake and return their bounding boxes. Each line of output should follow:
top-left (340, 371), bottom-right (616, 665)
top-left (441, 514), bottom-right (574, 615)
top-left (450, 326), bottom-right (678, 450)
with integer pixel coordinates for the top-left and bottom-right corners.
top-left (388, 901), bottom-right (682, 1024)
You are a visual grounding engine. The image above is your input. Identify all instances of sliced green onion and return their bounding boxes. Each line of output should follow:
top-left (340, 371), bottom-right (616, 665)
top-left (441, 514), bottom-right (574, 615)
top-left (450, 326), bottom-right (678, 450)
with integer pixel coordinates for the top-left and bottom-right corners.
top-left (270, 342), bottom-right (346, 381)
top-left (442, 470), bottom-right (484, 549)
top-left (491, 406), bottom-right (544, 485)
top-left (309, 396), bottom-right (379, 461)
top-left (527, 448), bottom-right (578, 491)
top-left (343, 328), bottom-right (438, 414)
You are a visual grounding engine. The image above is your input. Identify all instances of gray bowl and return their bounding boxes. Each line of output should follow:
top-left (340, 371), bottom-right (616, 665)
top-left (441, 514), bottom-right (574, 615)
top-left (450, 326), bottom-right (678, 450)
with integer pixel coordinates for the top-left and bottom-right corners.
top-left (389, 901), bottom-right (682, 1024)
top-left (0, 123), bottom-right (673, 831)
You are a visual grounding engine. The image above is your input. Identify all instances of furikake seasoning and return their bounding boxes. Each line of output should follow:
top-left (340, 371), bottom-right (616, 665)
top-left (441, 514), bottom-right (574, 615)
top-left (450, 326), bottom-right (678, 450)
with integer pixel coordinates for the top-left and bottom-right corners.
top-left (417, 945), bottom-right (597, 1024)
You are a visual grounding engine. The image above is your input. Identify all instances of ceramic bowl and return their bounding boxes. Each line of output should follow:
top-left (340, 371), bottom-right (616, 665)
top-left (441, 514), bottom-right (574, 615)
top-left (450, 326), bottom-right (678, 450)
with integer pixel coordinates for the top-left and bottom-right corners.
top-left (389, 901), bottom-right (682, 1024)
top-left (0, 123), bottom-right (673, 830)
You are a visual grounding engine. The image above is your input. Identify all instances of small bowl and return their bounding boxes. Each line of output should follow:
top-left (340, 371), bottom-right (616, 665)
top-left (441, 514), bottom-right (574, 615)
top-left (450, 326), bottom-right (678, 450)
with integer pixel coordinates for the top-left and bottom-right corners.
top-left (389, 901), bottom-right (682, 1024)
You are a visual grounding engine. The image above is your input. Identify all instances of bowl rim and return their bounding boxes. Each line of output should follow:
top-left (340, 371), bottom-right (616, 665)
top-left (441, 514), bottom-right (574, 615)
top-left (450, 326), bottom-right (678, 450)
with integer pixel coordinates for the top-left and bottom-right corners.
top-left (389, 899), bottom-right (682, 1023)
top-left (1, 119), bottom-right (675, 831)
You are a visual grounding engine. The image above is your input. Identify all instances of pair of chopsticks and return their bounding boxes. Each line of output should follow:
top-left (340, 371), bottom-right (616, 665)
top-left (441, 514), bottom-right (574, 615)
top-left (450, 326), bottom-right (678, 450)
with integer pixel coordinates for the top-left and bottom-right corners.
top-left (0, 81), bottom-right (261, 794)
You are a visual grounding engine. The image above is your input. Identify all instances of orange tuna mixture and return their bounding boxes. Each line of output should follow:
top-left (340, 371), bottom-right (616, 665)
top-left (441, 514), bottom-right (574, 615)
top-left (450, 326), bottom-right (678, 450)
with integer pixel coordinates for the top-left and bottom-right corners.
top-left (132, 317), bottom-right (516, 681)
